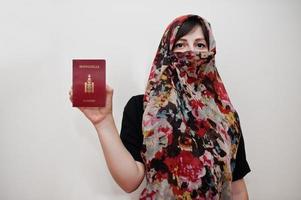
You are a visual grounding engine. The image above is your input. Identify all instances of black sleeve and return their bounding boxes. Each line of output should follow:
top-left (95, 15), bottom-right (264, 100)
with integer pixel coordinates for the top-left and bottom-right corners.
top-left (232, 133), bottom-right (251, 181)
top-left (120, 95), bottom-right (144, 163)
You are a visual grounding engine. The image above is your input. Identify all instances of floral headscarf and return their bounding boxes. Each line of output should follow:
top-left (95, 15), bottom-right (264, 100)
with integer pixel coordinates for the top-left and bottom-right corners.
top-left (141, 14), bottom-right (242, 200)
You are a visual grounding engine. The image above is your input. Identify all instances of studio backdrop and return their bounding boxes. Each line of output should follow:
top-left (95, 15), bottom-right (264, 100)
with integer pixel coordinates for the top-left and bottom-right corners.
top-left (0, 0), bottom-right (300, 199)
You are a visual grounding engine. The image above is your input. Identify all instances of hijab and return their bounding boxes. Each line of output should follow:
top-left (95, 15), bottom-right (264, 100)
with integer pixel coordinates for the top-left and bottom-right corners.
top-left (140, 14), bottom-right (243, 200)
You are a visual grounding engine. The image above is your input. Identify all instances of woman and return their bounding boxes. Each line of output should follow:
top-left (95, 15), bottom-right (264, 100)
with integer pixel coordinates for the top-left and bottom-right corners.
top-left (69, 14), bottom-right (250, 200)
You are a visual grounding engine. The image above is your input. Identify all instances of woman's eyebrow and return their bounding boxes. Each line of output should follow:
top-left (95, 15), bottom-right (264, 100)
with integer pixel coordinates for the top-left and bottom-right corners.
top-left (177, 38), bottom-right (206, 42)
top-left (195, 38), bottom-right (206, 41)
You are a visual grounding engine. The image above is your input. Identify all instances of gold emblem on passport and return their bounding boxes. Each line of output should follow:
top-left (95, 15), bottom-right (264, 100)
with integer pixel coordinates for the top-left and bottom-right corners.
top-left (84, 74), bottom-right (94, 93)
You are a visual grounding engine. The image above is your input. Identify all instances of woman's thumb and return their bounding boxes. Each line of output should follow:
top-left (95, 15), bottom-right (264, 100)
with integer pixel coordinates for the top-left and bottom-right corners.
top-left (105, 84), bottom-right (114, 107)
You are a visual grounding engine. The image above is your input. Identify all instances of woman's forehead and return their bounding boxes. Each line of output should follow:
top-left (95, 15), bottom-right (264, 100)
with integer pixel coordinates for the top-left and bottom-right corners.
top-left (178, 25), bottom-right (205, 41)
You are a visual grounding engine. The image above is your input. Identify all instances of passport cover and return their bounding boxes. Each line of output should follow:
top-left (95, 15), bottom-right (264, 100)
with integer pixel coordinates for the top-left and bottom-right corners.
top-left (72, 59), bottom-right (106, 107)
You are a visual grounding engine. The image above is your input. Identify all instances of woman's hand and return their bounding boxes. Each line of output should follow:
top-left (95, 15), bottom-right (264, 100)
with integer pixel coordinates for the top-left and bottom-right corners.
top-left (69, 84), bottom-right (114, 126)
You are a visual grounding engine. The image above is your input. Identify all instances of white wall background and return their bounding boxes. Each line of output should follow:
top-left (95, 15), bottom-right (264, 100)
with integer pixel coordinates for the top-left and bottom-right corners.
top-left (0, 0), bottom-right (300, 199)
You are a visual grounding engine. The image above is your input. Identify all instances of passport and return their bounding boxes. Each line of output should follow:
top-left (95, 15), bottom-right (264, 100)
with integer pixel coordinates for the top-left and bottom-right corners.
top-left (72, 59), bottom-right (106, 107)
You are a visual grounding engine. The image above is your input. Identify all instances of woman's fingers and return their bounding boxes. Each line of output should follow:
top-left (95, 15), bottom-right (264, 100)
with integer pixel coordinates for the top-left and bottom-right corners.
top-left (106, 84), bottom-right (113, 93)
top-left (69, 84), bottom-right (113, 114)
top-left (69, 88), bottom-right (73, 103)
top-left (105, 84), bottom-right (114, 107)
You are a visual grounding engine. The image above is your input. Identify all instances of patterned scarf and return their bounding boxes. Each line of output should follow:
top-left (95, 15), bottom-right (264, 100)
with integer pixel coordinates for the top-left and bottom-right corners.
top-left (141, 14), bottom-right (242, 200)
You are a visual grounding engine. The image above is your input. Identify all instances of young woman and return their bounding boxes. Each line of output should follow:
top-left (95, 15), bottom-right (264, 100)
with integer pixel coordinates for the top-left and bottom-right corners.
top-left (69, 14), bottom-right (250, 200)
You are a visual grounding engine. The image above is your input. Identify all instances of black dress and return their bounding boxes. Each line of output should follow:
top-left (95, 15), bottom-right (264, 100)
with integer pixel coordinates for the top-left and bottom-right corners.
top-left (120, 95), bottom-right (251, 181)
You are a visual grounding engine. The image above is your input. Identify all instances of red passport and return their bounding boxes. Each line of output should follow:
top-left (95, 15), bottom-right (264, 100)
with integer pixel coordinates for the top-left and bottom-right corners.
top-left (72, 59), bottom-right (106, 107)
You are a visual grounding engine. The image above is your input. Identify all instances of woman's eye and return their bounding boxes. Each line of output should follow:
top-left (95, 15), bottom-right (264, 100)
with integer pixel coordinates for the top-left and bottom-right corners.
top-left (175, 43), bottom-right (184, 48)
top-left (197, 43), bottom-right (206, 48)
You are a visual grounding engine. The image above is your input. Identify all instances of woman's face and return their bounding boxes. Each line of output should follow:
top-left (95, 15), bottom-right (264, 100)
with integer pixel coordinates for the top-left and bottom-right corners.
top-left (172, 25), bottom-right (208, 53)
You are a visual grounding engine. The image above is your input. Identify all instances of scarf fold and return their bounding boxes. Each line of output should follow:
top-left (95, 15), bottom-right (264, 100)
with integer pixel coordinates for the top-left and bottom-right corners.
top-left (140, 14), bottom-right (242, 200)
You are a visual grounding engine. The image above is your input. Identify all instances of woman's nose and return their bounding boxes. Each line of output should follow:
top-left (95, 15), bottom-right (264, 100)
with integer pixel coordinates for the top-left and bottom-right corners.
top-left (187, 43), bottom-right (195, 51)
